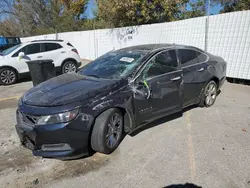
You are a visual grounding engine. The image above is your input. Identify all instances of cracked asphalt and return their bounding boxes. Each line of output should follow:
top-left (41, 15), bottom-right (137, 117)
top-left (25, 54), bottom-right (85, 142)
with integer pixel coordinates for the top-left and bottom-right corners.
top-left (0, 80), bottom-right (250, 188)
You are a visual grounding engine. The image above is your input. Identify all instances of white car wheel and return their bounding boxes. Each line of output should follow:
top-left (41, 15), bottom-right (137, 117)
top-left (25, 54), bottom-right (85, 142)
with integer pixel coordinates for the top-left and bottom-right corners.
top-left (0, 68), bottom-right (18, 85)
top-left (62, 61), bottom-right (77, 73)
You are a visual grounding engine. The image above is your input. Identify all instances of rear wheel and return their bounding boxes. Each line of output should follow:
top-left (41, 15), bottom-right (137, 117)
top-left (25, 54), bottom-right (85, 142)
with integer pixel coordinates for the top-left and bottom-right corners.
top-left (0, 68), bottom-right (18, 85)
top-left (62, 61), bottom-right (77, 74)
top-left (199, 80), bottom-right (217, 107)
top-left (91, 108), bottom-right (123, 154)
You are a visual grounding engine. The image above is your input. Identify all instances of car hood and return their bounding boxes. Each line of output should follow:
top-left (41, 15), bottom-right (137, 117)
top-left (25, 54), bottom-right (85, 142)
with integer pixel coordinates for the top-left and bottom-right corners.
top-left (22, 73), bottom-right (118, 107)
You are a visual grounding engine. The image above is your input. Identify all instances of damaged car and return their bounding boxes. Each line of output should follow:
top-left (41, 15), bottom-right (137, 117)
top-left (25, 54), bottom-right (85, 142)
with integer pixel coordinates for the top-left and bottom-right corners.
top-left (16, 44), bottom-right (227, 158)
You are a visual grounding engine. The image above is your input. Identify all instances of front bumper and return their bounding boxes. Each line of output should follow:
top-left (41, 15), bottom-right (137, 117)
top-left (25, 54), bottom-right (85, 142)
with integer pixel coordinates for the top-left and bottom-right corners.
top-left (15, 109), bottom-right (93, 159)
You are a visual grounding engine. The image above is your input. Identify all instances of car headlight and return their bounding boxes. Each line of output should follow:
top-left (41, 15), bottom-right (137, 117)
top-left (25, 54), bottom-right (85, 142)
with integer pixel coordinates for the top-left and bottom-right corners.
top-left (37, 109), bottom-right (79, 125)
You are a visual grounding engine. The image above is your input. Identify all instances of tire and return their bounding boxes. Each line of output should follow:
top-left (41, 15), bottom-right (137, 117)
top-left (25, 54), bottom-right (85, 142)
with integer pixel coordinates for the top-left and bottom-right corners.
top-left (199, 80), bottom-right (217, 107)
top-left (0, 68), bottom-right (18, 85)
top-left (62, 61), bottom-right (77, 74)
top-left (91, 108), bottom-right (124, 154)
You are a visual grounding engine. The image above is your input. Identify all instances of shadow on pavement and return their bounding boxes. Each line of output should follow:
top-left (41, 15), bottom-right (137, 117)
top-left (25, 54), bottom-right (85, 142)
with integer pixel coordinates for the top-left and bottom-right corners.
top-left (163, 183), bottom-right (202, 188)
top-left (227, 77), bottom-right (250, 86)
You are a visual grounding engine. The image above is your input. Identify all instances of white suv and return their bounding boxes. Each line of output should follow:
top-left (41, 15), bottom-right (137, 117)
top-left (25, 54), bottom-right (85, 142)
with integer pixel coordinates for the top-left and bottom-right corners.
top-left (0, 40), bottom-right (81, 85)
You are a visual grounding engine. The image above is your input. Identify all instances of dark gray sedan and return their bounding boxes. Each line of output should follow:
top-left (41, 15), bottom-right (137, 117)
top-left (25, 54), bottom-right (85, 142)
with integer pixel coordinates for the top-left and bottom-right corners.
top-left (16, 44), bottom-right (227, 158)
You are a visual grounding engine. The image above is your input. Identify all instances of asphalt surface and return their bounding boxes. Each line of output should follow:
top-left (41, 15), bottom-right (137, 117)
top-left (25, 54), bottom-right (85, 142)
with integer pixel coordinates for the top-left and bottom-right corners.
top-left (0, 80), bottom-right (250, 188)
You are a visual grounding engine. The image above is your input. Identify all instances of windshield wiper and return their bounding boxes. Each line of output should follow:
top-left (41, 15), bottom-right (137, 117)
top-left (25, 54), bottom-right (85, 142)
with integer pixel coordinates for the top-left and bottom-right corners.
top-left (85, 74), bottom-right (100, 78)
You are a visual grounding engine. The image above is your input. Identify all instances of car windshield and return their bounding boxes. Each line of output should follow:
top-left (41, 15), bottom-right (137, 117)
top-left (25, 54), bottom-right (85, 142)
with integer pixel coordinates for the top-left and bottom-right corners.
top-left (79, 50), bottom-right (147, 79)
top-left (1, 44), bottom-right (21, 56)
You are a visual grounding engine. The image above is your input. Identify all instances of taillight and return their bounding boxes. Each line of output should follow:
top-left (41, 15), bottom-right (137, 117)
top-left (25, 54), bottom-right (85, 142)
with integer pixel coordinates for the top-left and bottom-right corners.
top-left (72, 48), bottom-right (78, 54)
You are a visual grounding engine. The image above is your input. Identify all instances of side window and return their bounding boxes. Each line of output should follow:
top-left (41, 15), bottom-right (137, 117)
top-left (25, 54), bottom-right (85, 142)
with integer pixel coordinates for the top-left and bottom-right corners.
top-left (178, 49), bottom-right (199, 66)
top-left (42, 43), bottom-right (62, 52)
top-left (141, 50), bottom-right (178, 80)
top-left (197, 51), bottom-right (208, 62)
top-left (24, 44), bottom-right (41, 55)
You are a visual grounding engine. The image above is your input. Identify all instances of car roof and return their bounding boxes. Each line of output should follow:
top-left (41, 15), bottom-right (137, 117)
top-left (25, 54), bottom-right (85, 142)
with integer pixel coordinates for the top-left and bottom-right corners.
top-left (21, 40), bottom-right (67, 46)
top-left (116, 43), bottom-right (200, 53)
top-left (31, 40), bottom-right (64, 43)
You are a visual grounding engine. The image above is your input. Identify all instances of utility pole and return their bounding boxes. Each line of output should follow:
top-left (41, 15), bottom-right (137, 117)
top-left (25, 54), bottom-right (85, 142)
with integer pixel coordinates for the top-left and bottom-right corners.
top-left (205, 0), bottom-right (210, 51)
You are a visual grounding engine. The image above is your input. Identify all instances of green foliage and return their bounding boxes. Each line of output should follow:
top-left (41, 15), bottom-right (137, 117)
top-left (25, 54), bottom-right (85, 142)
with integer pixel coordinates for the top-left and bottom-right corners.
top-left (217, 0), bottom-right (250, 13)
top-left (0, 0), bottom-right (87, 37)
top-left (0, 0), bottom-right (249, 37)
top-left (97, 0), bottom-right (189, 27)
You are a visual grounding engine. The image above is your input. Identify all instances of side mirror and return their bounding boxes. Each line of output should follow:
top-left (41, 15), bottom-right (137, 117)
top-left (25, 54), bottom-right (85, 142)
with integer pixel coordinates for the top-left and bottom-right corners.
top-left (18, 52), bottom-right (25, 58)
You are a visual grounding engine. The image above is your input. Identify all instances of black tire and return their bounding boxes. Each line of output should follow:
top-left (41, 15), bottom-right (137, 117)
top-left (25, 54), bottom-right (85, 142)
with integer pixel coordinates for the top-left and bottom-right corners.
top-left (91, 108), bottom-right (124, 154)
top-left (62, 61), bottom-right (77, 74)
top-left (199, 80), bottom-right (217, 107)
top-left (0, 67), bottom-right (18, 85)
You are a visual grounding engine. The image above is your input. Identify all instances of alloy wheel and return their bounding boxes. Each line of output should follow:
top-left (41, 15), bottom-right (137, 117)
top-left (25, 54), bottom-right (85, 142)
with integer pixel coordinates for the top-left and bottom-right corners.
top-left (106, 113), bottom-right (122, 148)
top-left (0, 69), bottom-right (16, 85)
top-left (205, 83), bottom-right (217, 106)
top-left (64, 62), bottom-right (77, 73)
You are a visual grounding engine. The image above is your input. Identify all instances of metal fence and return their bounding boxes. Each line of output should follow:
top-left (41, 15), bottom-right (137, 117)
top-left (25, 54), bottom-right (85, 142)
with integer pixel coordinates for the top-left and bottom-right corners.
top-left (21, 10), bottom-right (250, 80)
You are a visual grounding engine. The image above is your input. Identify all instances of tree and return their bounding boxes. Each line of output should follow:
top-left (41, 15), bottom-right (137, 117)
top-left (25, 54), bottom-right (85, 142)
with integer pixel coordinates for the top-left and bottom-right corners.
top-left (179, 0), bottom-right (206, 19)
top-left (0, 0), bottom-right (88, 36)
top-left (97, 0), bottom-right (189, 27)
top-left (217, 0), bottom-right (250, 13)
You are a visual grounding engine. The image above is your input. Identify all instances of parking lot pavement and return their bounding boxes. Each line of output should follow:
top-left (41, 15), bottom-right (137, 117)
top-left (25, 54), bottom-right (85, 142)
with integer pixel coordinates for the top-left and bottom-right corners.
top-left (0, 81), bottom-right (250, 188)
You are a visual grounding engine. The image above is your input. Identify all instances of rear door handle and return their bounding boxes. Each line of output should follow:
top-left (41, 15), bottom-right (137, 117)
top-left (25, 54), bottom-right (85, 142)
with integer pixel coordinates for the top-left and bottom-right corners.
top-left (197, 68), bottom-right (205, 72)
top-left (61, 51), bottom-right (66, 54)
top-left (170, 76), bottom-right (181, 81)
top-left (37, 56), bottom-right (42, 58)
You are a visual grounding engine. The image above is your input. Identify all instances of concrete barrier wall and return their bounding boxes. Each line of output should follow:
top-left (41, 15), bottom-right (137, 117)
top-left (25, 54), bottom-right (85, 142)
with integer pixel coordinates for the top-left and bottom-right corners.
top-left (21, 11), bottom-right (250, 80)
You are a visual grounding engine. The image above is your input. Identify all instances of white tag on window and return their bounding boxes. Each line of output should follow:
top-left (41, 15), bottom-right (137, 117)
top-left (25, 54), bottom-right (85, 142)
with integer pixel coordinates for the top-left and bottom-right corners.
top-left (119, 57), bottom-right (134, 63)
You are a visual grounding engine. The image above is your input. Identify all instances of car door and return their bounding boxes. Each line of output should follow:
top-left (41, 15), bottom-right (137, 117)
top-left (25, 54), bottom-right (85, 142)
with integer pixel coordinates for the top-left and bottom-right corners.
top-left (133, 50), bottom-right (183, 125)
top-left (177, 49), bottom-right (209, 107)
top-left (40, 43), bottom-right (63, 67)
top-left (12, 43), bottom-right (43, 73)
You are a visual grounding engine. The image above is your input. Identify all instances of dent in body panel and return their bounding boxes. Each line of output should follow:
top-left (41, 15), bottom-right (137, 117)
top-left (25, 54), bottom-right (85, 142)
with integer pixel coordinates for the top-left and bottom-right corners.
top-left (88, 84), bottom-right (136, 132)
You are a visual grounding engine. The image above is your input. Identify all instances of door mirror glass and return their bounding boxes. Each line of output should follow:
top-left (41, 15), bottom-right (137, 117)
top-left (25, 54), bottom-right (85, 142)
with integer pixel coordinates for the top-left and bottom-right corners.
top-left (18, 52), bottom-right (25, 58)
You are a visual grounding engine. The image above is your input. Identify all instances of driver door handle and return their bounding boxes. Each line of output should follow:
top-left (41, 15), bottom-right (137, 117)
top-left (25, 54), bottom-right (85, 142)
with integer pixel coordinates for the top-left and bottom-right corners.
top-left (197, 68), bottom-right (205, 72)
top-left (37, 56), bottom-right (43, 58)
top-left (170, 76), bottom-right (181, 81)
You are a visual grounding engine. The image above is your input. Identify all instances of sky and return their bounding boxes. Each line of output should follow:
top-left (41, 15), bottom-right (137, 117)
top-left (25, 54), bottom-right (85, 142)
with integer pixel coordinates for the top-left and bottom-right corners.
top-left (211, 4), bottom-right (223, 14)
top-left (84, 0), bottom-right (96, 19)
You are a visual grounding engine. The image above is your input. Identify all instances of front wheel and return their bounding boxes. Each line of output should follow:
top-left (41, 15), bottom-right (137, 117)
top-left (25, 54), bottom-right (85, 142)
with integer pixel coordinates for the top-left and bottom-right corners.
top-left (0, 68), bottom-right (18, 85)
top-left (91, 108), bottom-right (124, 154)
top-left (199, 80), bottom-right (218, 107)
